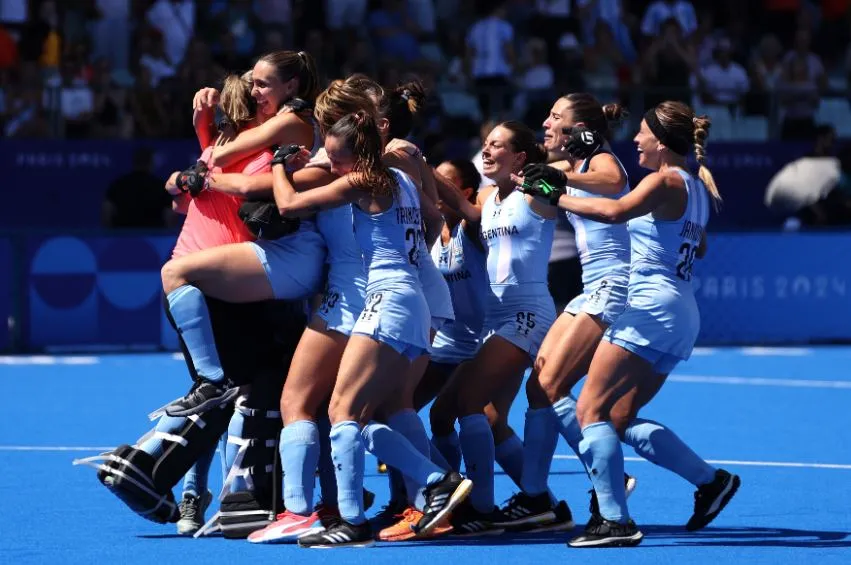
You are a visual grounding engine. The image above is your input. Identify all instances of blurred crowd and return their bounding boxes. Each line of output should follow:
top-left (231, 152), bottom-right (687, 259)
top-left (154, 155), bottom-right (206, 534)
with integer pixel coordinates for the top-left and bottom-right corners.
top-left (1, 0), bottom-right (851, 157)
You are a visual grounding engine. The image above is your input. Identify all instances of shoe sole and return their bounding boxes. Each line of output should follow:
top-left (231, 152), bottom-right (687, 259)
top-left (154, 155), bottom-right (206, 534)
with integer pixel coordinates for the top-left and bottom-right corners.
top-left (248, 525), bottom-right (324, 544)
top-left (165, 387), bottom-right (241, 417)
top-left (415, 479), bottom-right (473, 536)
top-left (300, 539), bottom-right (375, 548)
top-left (568, 531), bottom-right (644, 548)
top-left (686, 474), bottom-right (741, 532)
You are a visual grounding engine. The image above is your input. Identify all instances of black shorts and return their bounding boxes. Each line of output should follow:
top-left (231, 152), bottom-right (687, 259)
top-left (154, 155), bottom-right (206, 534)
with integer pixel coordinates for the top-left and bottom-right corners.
top-left (547, 257), bottom-right (583, 311)
top-left (165, 295), bottom-right (307, 386)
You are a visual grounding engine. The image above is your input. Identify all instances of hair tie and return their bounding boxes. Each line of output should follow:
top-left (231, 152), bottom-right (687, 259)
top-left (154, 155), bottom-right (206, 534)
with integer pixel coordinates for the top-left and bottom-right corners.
top-left (401, 89), bottom-right (411, 102)
top-left (297, 51), bottom-right (307, 62)
top-left (692, 117), bottom-right (698, 125)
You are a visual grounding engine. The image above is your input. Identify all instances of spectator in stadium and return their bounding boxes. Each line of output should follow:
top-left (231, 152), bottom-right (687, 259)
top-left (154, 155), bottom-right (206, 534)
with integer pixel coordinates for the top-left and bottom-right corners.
top-left (694, 38), bottom-right (749, 111)
top-left (466, 1), bottom-right (516, 120)
top-left (641, 18), bottom-right (695, 109)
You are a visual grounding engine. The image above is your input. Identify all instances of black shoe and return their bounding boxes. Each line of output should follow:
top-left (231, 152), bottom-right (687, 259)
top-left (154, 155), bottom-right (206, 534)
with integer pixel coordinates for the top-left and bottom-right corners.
top-left (496, 492), bottom-right (557, 528)
top-left (363, 488), bottom-right (376, 512)
top-left (686, 469), bottom-right (741, 531)
top-left (449, 501), bottom-right (505, 537)
top-left (519, 500), bottom-right (575, 533)
top-left (165, 381), bottom-right (240, 417)
top-left (369, 498), bottom-right (409, 531)
top-left (568, 517), bottom-right (643, 548)
top-left (413, 472), bottom-right (473, 536)
top-left (588, 472), bottom-right (639, 522)
top-left (297, 519), bottom-right (374, 548)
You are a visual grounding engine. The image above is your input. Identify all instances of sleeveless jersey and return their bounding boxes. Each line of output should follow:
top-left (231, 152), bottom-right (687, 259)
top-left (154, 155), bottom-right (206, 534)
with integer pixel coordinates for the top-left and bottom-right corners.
top-left (627, 168), bottom-right (710, 292)
top-left (352, 168), bottom-right (423, 293)
top-left (430, 223), bottom-right (489, 356)
top-left (566, 152), bottom-right (631, 286)
top-left (479, 188), bottom-right (554, 298)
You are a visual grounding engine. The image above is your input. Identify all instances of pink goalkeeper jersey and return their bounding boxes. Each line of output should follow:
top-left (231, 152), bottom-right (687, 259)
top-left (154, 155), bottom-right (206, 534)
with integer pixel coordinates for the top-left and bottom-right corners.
top-left (172, 146), bottom-right (273, 259)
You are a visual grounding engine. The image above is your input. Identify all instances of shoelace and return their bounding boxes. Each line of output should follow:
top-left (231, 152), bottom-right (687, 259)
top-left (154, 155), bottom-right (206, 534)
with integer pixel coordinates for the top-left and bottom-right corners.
top-left (180, 496), bottom-right (199, 520)
top-left (401, 508), bottom-right (421, 524)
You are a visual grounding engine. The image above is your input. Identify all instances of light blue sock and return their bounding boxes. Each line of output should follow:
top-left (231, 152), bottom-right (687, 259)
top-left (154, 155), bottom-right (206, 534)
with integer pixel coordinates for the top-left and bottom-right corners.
top-left (330, 421), bottom-right (366, 525)
top-left (361, 422), bottom-right (445, 488)
top-left (138, 414), bottom-right (186, 456)
top-left (183, 446), bottom-right (215, 497)
top-left (624, 418), bottom-right (716, 486)
top-left (166, 285), bottom-right (223, 381)
top-left (520, 407), bottom-right (559, 496)
top-left (553, 395), bottom-right (582, 456)
top-left (280, 420), bottom-right (320, 516)
top-left (459, 414), bottom-right (495, 513)
top-left (579, 422), bottom-right (629, 524)
top-left (388, 410), bottom-right (432, 507)
top-left (432, 432), bottom-right (462, 472)
top-left (429, 440), bottom-right (452, 471)
top-left (225, 409), bottom-right (246, 492)
top-left (495, 432), bottom-right (524, 489)
top-left (317, 416), bottom-right (337, 507)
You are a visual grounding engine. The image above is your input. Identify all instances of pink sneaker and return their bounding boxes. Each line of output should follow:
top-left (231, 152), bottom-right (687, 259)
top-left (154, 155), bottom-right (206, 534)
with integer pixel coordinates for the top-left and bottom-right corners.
top-left (247, 510), bottom-right (323, 544)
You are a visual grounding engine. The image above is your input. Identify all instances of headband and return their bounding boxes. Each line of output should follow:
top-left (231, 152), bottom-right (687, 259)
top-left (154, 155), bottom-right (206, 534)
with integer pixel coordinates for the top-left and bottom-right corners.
top-left (643, 108), bottom-right (691, 156)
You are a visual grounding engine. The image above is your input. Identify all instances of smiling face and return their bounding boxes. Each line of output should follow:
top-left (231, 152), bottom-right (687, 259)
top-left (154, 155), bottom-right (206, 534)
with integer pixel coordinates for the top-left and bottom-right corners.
top-left (542, 98), bottom-right (572, 153)
top-left (481, 126), bottom-right (526, 182)
top-left (634, 119), bottom-right (663, 170)
top-left (250, 60), bottom-right (296, 118)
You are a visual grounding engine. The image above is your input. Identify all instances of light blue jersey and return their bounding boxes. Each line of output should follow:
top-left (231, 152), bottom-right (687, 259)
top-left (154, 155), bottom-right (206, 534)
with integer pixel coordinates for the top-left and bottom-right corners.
top-left (606, 167), bottom-right (711, 371)
top-left (563, 152), bottom-right (631, 324)
top-left (430, 223), bottom-right (490, 364)
top-left (418, 235), bottom-right (455, 331)
top-left (315, 205), bottom-right (367, 335)
top-left (478, 188), bottom-right (556, 358)
top-left (351, 168), bottom-right (430, 358)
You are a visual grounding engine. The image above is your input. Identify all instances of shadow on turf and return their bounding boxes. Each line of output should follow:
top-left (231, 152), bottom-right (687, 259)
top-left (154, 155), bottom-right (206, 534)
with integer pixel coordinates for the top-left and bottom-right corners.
top-left (385, 526), bottom-right (851, 549)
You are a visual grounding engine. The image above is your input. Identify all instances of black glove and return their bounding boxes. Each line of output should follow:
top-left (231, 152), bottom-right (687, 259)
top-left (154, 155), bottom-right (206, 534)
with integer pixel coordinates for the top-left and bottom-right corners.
top-left (521, 179), bottom-right (566, 205)
top-left (176, 160), bottom-right (208, 196)
top-left (521, 163), bottom-right (567, 189)
top-left (271, 143), bottom-right (302, 167)
top-left (562, 126), bottom-right (604, 160)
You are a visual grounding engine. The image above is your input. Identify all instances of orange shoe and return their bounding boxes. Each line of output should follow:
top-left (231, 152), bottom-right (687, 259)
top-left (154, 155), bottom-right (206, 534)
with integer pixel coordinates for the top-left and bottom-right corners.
top-left (379, 507), bottom-right (453, 541)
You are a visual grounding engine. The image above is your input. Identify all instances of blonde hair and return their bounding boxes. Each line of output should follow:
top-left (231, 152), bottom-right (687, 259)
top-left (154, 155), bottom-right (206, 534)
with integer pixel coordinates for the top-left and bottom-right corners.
top-left (219, 71), bottom-right (256, 131)
top-left (314, 77), bottom-right (376, 136)
top-left (654, 101), bottom-right (722, 209)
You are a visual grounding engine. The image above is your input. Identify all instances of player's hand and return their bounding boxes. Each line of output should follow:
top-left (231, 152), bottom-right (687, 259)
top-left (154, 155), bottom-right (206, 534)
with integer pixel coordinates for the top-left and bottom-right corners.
top-left (562, 126), bottom-right (604, 160)
top-left (193, 88), bottom-right (220, 111)
top-left (521, 163), bottom-right (567, 188)
top-left (176, 160), bottom-right (208, 196)
top-left (271, 144), bottom-right (309, 170)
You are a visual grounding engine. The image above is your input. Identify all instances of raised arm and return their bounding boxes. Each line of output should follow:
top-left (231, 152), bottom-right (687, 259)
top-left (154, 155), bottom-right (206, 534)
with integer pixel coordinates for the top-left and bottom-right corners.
top-left (434, 168), bottom-right (482, 224)
top-left (209, 167), bottom-right (337, 200)
top-left (553, 171), bottom-right (681, 224)
top-left (210, 113), bottom-right (313, 168)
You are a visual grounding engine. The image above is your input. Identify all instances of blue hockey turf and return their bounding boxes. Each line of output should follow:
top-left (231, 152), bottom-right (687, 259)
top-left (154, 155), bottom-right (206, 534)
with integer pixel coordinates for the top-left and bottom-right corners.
top-left (1, 347), bottom-right (849, 564)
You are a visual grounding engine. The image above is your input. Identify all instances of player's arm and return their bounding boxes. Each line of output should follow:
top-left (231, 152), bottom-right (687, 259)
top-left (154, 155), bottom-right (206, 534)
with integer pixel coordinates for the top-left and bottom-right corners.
top-left (435, 168), bottom-right (482, 224)
top-left (208, 167), bottom-right (335, 200)
top-left (210, 113), bottom-right (312, 168)
top-left (565, 153), bottom-right (627, 196)
top-left (273, 163), bottom-right (363, 218)
top-left (552, 171), bottom-right (677, 224)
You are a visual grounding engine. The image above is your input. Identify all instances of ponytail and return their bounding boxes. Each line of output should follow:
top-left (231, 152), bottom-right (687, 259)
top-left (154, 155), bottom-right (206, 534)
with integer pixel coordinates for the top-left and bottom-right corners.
top-left (692, 115), bottom-right (722, 210)
top-left (327, 110), bottom-right (397, 197)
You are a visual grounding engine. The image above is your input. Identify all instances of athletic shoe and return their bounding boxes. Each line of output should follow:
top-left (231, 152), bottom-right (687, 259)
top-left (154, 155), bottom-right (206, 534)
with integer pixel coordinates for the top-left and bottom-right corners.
top-left (448, 501), bottom-right (505, 537)
top-left (177, 490), bottom-right (213, 535)
top-left (413, 472), bottom-right (473, 536)
top-left (686, 469), bottom-right (741, 531)
top-left (247, 510), bottom-right (324, 544)
top-left (568, 517), bottom-right (643, 548)
top-left (165, 381), bottom-right (240, 417)
top-left (587, 473), bottom-right (639, 526)
top-left (370, 498), bottom-right (409, 531)
top-left (515, 500), bottom-right (575, 533)
top-left (363, 488), bottom-right (376, 512)
top-left (495, 492), bottom-right (559, 528)
top-left (378, 507), bottom-right (453, 541)
top-left (297, 519), bottom-right (374, 548)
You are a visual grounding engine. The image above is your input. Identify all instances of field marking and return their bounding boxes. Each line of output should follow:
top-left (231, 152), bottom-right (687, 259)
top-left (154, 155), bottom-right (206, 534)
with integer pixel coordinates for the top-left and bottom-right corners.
top-left (740, 347), bottom-right (812, 356)
top-left (0, 356), bottom-right (100, 365)
top-left (669, 374), bottom-right (851, 389)
top-left (3, 445), bottom-right (850, 470)
top-left (552, 454), bottom-right (851, 470)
